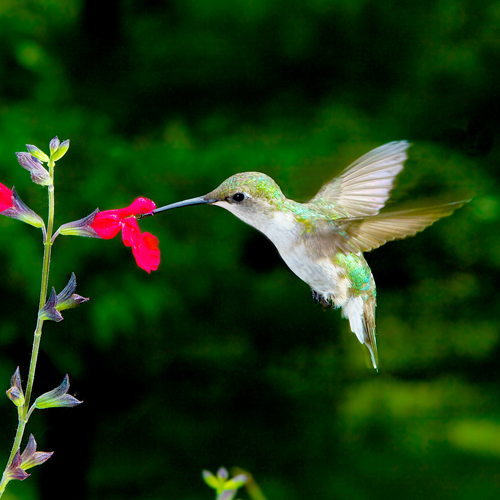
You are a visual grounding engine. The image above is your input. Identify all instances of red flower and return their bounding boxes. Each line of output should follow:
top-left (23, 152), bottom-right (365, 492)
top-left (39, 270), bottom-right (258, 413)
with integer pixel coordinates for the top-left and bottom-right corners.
top-left (90, 198), bottom-right (160, 273)
top-left (59, 197), bottom-right (160, 272)
top-left (121, 217), bottom-right (160, 273)
top-left (89, 198), bottom-right (154, 237)
top-left (0, 182), bottom-right (14, 212)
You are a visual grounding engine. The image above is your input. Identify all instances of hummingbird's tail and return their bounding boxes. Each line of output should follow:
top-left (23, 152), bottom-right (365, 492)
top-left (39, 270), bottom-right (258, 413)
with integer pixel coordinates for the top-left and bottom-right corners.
top-left (342, 295), bottom-right (378, 370)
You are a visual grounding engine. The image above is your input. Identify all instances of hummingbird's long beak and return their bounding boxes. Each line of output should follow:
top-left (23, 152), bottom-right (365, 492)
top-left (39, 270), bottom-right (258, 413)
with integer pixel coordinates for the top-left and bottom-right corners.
top-left (150, 196), bottom-right (217, 216)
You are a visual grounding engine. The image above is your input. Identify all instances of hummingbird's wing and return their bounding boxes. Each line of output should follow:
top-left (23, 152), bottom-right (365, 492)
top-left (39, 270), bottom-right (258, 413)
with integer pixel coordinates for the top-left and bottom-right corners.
top-left (309, 141), bottom-right (410, 217)
top-left (336, 201), bottom-right (468, 253)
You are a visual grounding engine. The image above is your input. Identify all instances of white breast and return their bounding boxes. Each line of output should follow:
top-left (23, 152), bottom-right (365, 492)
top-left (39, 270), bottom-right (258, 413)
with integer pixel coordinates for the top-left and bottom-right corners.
top-left (217, 203), bottom-right (349, 307)
top-left (261, 212), bottom-right (348, 307)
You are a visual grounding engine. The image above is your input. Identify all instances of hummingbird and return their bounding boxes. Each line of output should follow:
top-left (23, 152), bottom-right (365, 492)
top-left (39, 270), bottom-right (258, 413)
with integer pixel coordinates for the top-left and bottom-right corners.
top-left (151, 141), bottom-right (467, 369)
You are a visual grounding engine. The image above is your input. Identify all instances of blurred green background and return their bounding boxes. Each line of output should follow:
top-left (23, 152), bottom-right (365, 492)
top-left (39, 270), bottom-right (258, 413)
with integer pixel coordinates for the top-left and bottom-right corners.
top-left (0, 0), bottom-right (499, 499)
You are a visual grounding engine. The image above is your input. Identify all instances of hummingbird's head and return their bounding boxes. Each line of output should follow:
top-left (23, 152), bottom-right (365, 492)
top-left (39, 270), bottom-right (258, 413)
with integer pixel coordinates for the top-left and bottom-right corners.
top-left (204, 172), bottom-right (286, 228)
top-left (153, 172), bottom-right (286, 230)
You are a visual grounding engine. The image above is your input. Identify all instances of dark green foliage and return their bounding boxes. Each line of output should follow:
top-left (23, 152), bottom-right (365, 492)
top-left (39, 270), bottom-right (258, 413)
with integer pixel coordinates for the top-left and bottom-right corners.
top-left (1, 1), bottom-right (499, 499)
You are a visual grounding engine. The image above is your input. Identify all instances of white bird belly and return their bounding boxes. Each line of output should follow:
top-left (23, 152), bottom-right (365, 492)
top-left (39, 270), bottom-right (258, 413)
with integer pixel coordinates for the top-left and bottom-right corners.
top-left (278, 243), bottom-right (349, 308)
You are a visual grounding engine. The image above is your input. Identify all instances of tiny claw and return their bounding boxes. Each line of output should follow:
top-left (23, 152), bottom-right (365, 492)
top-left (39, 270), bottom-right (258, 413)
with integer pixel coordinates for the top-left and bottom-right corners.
top-left (311, 290), bottom-right (329, 307)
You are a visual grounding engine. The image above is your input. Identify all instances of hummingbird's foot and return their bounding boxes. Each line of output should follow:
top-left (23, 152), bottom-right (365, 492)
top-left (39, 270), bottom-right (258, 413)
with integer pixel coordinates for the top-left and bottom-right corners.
top-left (312, 290), bottom-right (330, 308)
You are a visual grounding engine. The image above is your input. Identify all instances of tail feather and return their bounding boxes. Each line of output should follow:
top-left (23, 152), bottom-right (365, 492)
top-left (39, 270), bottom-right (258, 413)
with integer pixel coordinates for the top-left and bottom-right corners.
top-left (342, 295), bottom-right (378, 370)
top-left (362, 295), bottom-right (378, 370)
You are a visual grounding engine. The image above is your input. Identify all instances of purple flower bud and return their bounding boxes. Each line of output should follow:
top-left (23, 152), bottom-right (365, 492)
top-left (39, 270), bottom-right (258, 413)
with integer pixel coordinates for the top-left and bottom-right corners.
top-left (16, 152), bottom-right (52, 186)
top-left (49, 136), bottom-right (60, 155)
top-left (10, 366), bottom-right (22, 391)
top-left (217, 467), bottom-right (229, 481)
top-left (34, 374), bottom-right (82, 409)
top-left (6, 367), bottom-right (24, 407)
top-left (6, 385), bottom-right (24, 406)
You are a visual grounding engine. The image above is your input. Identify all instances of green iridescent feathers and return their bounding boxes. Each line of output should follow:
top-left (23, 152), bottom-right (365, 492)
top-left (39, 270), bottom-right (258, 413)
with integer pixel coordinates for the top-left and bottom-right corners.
top-left (209, 172), bottom-right (285, 206)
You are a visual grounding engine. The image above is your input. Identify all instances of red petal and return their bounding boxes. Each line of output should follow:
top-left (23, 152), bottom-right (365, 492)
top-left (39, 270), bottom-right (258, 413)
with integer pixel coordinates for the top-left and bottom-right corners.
top-left (132, 232), bottom-right (160, 273)
top-left (90, 211), bottom-right (123, 239)
top-left (118, 197), bottom-right (156, 218)
top-left (0, 183), bottom-right (13, 212)
top-left (121, 217), bottom-right (141, 248)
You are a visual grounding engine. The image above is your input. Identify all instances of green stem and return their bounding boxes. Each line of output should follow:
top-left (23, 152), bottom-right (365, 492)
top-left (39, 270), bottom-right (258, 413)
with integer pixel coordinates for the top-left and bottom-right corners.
top-left (0, 161), bottom-right (55, 496)
top-left (24, 181), bottom-right (54, 412)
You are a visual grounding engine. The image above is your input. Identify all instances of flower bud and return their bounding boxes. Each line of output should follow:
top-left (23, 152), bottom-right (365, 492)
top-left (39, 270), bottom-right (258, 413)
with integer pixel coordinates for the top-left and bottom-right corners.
top-left (49, 136), bottom-right (60, 155)
top-left (26, 144), bottom-right (50, 163)
top-left (217, 467), bottom-right (229, 481)
top-left (50, 138), bottom-right (70, 162)
top-left (202, 467), bottom-right (247, 498)
top-left (16, 152), bottom-right (52, 186)
top-left (6, 367), bottom-right (24, 408)
top-left (39, 275), bottom-right (88, 322)
top-left (34, 374), bottom-right (82, 409)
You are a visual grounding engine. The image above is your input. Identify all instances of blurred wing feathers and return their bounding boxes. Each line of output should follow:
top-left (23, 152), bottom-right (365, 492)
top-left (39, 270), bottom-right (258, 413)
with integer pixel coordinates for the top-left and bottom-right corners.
top-left (339, 201), bottom-right (468, 252)
top-left (310, 141), bottom-right (410, 217)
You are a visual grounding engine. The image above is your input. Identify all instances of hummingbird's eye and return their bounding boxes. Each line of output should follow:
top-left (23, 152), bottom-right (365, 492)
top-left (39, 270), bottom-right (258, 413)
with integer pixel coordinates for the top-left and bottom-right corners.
top-left (232, 193), bottom-right (245, 203)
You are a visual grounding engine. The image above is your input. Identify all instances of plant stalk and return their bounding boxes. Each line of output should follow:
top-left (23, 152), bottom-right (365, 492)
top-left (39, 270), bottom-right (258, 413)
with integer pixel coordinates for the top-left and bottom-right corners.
top-left (0, 160), bottom-right (56, 496)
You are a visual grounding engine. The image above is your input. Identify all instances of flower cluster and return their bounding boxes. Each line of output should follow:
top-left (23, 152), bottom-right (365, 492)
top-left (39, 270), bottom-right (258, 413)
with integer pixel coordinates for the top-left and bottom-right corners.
top-left (60, 198), bottom-right (160, 273)
top-left (2, 142), bottom-right (161, 273)
top-left (202, 467), bottom-right (247, 500)
top-left (0, 137), bottom-right (163, 497)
